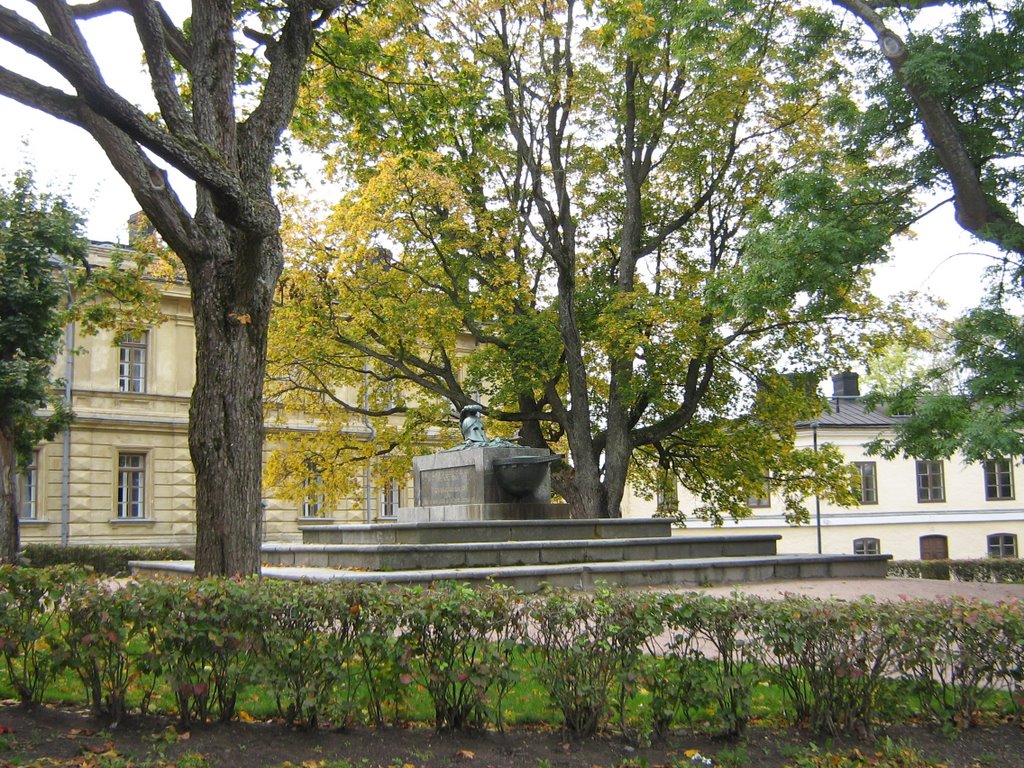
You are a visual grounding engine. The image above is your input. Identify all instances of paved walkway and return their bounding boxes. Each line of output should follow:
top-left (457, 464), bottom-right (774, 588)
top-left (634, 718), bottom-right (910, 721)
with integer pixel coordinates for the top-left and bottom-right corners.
top-left (678, 576), bottom-right (1024, 602)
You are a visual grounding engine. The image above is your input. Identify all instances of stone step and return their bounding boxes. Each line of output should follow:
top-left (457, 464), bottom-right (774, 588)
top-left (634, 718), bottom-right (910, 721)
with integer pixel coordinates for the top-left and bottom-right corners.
top-left (130, 553), bottom-right (892, 592)
top-left (299, 517), bottom-right (674, 545)
top-left (262, 533), bottom-right (782, 571)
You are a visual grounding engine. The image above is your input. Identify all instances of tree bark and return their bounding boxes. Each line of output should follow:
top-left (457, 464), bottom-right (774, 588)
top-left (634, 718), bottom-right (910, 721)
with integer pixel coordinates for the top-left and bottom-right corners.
top-left (0, 0), bottom-right (334, 575)
top-left (833, 0), bottom-right (1024, 255)
top-left (0, 424), bottom-right (19, 564)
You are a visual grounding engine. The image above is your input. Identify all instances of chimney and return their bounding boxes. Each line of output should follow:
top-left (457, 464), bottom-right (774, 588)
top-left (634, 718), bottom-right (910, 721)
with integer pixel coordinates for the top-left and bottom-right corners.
top-left (832, 371), bottom-right (860, 398)
top-left (127, 211), bottom-right (155, 247)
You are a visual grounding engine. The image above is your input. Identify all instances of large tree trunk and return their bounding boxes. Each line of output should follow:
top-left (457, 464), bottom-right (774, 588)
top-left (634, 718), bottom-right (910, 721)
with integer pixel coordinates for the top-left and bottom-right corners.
top-left (186, 225), bottom-right (281, 577)
top-left (0, 424), bottom-right (18, 563)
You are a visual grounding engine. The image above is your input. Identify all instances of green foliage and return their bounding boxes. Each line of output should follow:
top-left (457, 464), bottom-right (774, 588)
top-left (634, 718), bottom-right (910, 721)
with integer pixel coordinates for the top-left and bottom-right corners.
top-left (528, 587), bottom-right (665, 737)
top-left (0, 564), bottom-right (79, 707)
top-left (891, 597), bottom-right (1016, 729)
top-left (397, 582), bottom-right (523, 730)
top-left (273, 0), bottom-right (920, 520)
top-left (256, 581), bottom-right (377, 729)
top-left (0, 172), bottom-right (86, 466)
top-left (752, 597), bottom-right (901, 736)
top-left (133, 578), bottom-right (265, 727)
top-left (888, 559), bottom-right (1024, 584)
top-left (57, 579), bottom-right (157, 725)
top-left (0, 570), bottom-right (1022, 737)
top-left (21, 544), bottom-right (191, 576)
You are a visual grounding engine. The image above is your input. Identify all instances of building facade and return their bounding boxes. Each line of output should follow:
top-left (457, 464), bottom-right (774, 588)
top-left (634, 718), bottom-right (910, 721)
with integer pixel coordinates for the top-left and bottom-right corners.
top-left (17, 245), bottom-right (1022, 561)
top-left (625, 373), bottom-right (1023, 561)
top-left (16, 243), bottom-right (402, 551)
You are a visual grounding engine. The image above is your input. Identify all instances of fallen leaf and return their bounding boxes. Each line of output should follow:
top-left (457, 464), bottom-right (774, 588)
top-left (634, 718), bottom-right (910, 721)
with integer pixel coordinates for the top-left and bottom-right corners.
top-left (63, 728), bottom-right (97, 739)
top-left (82, 741), bottom-right (115, 754)
top-left (0, 725), bottom-right (12, 734)
top-left (455, 750), bottom-right (475, 759)
top-left (177, 731), bottom-right (191, 741)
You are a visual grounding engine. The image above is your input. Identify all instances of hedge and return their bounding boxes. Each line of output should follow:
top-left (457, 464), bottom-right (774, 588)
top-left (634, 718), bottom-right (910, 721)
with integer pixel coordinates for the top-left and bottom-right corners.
top-left (20, 544), bottom-right (191, 576)
top-left (888, 558), bottom-right (1024, 584)
top-left (1, 566), bottom-right (1022, 739)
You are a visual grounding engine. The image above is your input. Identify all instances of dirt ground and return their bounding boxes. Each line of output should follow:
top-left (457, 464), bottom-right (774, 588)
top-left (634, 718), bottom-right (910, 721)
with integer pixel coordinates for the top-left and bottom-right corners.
top-left (2, 577), bottom-right (1022, 768)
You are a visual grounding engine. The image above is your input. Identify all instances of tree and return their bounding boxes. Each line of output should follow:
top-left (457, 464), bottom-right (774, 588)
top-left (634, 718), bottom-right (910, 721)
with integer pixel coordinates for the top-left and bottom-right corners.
top-left (0, 171), bottom-right (85, 563)
top-left (831, 1), bottom-right (1024, 463)
top-left (832, 0), bottom-right (1024, 257)
top-left (0, 0), bottom-right (356, 574)
top-left (268, 0), bottom-right (919, 522)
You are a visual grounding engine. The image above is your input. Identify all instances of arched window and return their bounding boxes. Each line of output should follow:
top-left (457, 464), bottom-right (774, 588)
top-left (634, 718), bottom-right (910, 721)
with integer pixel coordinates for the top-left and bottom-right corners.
top-left (987, 533), bottom-right (1018, 559)
top-left (853, 537), bottom-right (880, 555)
top-left (920, 535), bottom-right (948, 561)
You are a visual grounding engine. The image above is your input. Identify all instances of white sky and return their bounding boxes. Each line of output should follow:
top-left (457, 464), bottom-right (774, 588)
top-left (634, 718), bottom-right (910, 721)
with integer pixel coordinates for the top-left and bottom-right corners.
top-left (0, 2), bottom-right (1001, 318)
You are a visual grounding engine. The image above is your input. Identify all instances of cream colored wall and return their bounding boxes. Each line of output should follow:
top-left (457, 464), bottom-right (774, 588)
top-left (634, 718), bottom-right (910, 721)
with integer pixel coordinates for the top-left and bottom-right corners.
top-left (20, 249), bottom-right (407, 549)
top-left (627, 424), bottom-right (1024, 560)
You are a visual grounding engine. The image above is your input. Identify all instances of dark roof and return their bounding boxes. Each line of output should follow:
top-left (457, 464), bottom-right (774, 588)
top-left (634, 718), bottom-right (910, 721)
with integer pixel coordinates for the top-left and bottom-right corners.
top-left (796, 397), bottom-right (908, 429)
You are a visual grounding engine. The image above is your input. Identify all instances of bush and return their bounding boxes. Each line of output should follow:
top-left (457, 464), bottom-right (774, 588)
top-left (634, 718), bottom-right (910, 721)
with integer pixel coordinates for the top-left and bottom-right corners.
top-left (134, 577), bottom-right (265, 727)
top-left (21, 544), bottom-right (191, 576)
top-left (753, 597), bottom-right (901, 735)
top-left (528, 586), bottom-right (664, 737)
top-left (888, 559), bottom-right (1024, 584)
top-left (0, 565), bottom-right (79, 707)
top-left (397, 582), bottom-right (524, 730)
top-left (256, 581), bottom-right (367, 729)
top-left (59, 578), bottom-right (158, 725)
top-left (890, 597), bottom-right (1008, 728)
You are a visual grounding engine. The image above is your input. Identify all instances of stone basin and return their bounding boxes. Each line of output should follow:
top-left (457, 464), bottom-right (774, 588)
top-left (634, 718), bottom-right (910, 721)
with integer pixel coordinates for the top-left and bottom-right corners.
top-left (492, 454), bottom-right (560, 499)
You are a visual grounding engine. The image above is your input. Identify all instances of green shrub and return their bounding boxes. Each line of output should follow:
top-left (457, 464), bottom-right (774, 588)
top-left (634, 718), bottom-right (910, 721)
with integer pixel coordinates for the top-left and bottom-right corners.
top-left (528, 586), bottom-right (663, 737)
top-left (397, 582), bottom-right (524, 731)
top-left (888, 559), bottom-right (1024, 584)
top-left (21, 544), bottom-right (191, 576)
top-left (58, 578), bottom-right (158, 725)
top-left (134, 577), bottom-right (265, 727)
top-left (0, 565), bottom-right (79, 707)
top-left (635, 594), bottom-right (717, 738)
top-left (890, 597), bottom-right (1007, 728)
top-left (753, 596), bottom-right (901, 735)
top-left (256, 581), bottom-right (368, 729)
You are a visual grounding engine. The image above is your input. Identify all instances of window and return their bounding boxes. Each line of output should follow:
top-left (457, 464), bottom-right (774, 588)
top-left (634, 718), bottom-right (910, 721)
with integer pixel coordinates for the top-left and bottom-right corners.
top-left (988, 533), bottom-right (1018, 559)
top-left (380, 479), bottom-right (402, 518)
top-left (656, 470), bottom-right (679, 515)
top-left (853, 462), bottom-right (878, 504)
top-left (17, 451), bottom-right (39, 520)
top-left (920, 534), bottom-right (949, 561)
top-left (118, 332), bottom-right (147, 393)
top-left (116, 453), bottom-right (146, 519)
top-left (853, 537), bottom-right (880, 555)
top-left (983, 459), bottom-right (1014, 500)
top-left (916, 460), bottom-right (945, 502)
top-left (747, 477), bottom-right (771, 508)
top-left (301, 474), bottom-right (325, 518)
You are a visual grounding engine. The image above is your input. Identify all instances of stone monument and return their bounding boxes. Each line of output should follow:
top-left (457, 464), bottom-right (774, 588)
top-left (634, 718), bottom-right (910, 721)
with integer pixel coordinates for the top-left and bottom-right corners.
top-left (400, 405), bottom-right (569, 522)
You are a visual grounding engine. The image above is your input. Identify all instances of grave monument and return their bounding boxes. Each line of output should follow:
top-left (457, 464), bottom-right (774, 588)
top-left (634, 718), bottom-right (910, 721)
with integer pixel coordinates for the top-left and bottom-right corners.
top-left (401, 405), bottom-right (569, 522)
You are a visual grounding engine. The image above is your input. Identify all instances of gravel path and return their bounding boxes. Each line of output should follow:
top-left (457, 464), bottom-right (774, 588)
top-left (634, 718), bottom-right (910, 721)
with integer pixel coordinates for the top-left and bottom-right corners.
top-left (678, 576), bottom-right (1024, 602)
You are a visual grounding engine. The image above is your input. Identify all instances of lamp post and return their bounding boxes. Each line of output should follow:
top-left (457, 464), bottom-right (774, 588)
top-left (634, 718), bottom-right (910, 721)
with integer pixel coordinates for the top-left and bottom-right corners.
top-left (812, 421), bottom-right (822, 554)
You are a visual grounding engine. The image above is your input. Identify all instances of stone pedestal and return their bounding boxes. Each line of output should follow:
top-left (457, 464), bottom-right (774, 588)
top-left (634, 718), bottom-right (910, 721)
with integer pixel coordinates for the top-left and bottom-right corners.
top-left (400, 445), bottom-right (570, 522)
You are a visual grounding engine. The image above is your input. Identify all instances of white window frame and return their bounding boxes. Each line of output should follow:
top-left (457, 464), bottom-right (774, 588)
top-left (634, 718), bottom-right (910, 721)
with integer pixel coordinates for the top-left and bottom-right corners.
top-left (380, 479), bottom-right (402, 518)
top-left (301, 473), bottom-right (325, 519)
top-left (853, 537), bottom-right (880, 555)
top-left (118, 332), bottom-right (148, 393)
top-left (987, 533), bottom-right (1018, 559)
top-left (17, 451), bottom-right (39, 520)
top-left (916, 460), bottom-right (945, 503)
top-left (853, 461), bottom-right (877, 505)
top-left (116, 452), bottom-right (147, 519)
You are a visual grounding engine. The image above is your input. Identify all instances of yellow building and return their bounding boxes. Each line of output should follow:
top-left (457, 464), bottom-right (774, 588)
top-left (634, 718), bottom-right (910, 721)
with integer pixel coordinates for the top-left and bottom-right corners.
top-left (626, 373), bottom-right (1024, 561)
top-left (17, 245), bottom-right (1022, 562)
top-left (16, 242), bottom-right (394, 551)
